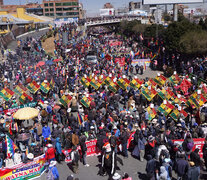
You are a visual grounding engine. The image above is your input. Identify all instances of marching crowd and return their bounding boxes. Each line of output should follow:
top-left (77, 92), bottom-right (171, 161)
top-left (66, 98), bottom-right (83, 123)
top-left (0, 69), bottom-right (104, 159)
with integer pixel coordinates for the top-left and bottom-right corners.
top-left (0, 23), bottom-right (207, 180)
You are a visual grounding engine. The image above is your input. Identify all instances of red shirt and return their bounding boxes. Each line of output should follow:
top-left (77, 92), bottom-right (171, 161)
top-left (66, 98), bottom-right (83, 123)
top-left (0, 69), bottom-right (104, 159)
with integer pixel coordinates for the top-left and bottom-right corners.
top-left (45, 147), bottom-right (56, 161)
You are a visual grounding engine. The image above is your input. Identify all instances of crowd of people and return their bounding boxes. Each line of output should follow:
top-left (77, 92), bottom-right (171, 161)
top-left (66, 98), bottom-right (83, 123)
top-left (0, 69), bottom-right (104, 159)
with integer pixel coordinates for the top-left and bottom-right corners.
top-left (0, 22), bottom-right (207, 180)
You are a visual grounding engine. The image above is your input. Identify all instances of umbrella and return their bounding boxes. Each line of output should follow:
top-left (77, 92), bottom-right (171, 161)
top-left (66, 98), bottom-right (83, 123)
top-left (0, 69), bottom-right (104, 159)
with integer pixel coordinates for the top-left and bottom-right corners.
top-left (36, 61), bottom-right (45, 67)
top-left (16, 133), bottom-right (31, 141)
top-left (13, 107), bottom-right (39, 120)
top-left (53, 59), bottom-right (62, 62)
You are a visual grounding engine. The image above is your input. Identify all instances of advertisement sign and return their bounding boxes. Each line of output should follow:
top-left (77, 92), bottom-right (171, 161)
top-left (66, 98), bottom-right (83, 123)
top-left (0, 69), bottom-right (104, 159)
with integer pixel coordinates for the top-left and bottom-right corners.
top-left (131, 59), bottom-right (151, 67)
top-left (0, 155), bottom-right (45, 180)
top-left (143, 0), bottom-right (203, 5)
top-left (172, 138), bottom-right (205, 158)
top-left (100, 8), bottom-right (115, 16)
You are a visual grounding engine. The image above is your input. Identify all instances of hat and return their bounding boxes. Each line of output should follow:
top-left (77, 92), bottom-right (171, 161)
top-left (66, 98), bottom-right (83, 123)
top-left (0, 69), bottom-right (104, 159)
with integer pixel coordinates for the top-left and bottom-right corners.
top-left (27, 153), bottom-right (34, 160)
top-left (148, 135), bottom-right (155, 141)
top-left (44, 101), bottom-right (49, 104)
top-left (177, 123), bottom-right (182, 127)
top-left (90, 126), bottom-right (95, 129)
top-left (152, 119), bottom-right (157, 124)
top-left (47, 144), bottom-right (53, 148)
top-left (49, 161), bottom-right (57, 167)
top-left (112, 173), bottom-right (121, 180)
top-left (113, 126), bottom-right (117, 130)
top-left (6, 112), bottom-right (11, 116)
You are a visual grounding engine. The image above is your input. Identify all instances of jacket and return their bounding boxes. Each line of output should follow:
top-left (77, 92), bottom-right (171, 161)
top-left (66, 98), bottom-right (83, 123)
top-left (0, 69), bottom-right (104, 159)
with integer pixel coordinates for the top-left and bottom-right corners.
top-left (55, 137), bottom-right (62, 154)
top-left (42, 126), bottom-right (51, 139)
top-left (175, 159), bottom-right (189, 177)
top-left (45, 147), bottom-right (56, 161)
top-left (188, 166), bottom-right (199, 180)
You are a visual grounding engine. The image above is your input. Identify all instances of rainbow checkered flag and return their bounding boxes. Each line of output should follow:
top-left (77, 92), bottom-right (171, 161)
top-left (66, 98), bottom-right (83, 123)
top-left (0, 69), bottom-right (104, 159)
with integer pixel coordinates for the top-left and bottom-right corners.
top-left (158, 101), bottom-right (175, 116)
top-left (40, 81), bottom-right (50, 94)
top-left (5, 135), bottom-right (18, 157)
top-left (0, 88), bottom-right (14, 101)
top-left (146, 106), bottom-right (157, 121)
top-left (60, 95), bottom-right (72, 107)
top-left (27, 81), bottom-right (40, 94)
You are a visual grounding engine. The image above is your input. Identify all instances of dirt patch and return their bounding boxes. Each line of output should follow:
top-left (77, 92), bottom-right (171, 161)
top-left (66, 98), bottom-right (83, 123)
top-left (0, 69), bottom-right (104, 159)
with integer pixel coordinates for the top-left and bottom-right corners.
top-left (42, 34), bottom-right (59, 55)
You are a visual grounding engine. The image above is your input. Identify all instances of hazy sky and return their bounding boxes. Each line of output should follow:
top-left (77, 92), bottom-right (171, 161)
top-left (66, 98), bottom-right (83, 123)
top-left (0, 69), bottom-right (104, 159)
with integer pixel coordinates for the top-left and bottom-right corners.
top-left (4, 0), bottom-right (207, 16)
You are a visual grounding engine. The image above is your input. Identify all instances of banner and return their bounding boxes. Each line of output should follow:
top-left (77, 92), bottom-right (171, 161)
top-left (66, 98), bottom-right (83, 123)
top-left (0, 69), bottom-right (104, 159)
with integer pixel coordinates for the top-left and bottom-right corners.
top-left (115, 57), bottom-right (125, 67)
top-left (131, 59), bottom-right (151, 67)
top-left (63, 139), bottom-right (101, 162)
top-left (0, 154), bottom-right (45, 180)
top-left (2, 102), bottom-right (37, 114)
top-left (109, 41), bottom-right (122, 46)
top-left (172, 138), bottom-right (205, 158)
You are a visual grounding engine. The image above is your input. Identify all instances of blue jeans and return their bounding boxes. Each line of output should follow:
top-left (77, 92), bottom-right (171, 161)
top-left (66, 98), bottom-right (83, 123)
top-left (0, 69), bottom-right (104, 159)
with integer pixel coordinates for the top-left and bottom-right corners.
top-left (122, 143), bottom-right (128, 157)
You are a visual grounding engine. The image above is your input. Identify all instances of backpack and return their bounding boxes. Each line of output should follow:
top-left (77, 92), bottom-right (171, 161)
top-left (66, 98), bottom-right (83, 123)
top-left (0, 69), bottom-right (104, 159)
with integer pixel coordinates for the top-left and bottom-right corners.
top-left (47, 167), bottom-right (54, 180)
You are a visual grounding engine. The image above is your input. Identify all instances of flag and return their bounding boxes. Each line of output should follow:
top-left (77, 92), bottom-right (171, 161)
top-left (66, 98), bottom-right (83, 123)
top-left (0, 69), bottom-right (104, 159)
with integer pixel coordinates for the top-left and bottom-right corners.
top-left (9, 122), bottom-right (12, 135)
top-left (27, 81), bottom-right (40, 94)
top-left (158, 88), bottom-right (175, 100)
top-left (179, 79), bottom-right (192, 94)
top-left (146, 106), bottom-right (157, 121)
top-left (169, 74), bottom-right (181, 85)
top-left (108, 82), bottom-right (118, 93)
top-left (0, 88), bottom-right (14, 101)
top-left (141, 87), bottom-right (157, 101)
top-left (147, 79), bottom-right (157, 87)
top-left (90, 77), bottom-right (101, 90)
top-left (158, 101), bottom-right (175, 116)
top-left (104, 76), bottom-right (113, 86)
top-left (170, 108), bottom-right (188, 121)
top-left (117, 78), bottom-right (130, 90)
top-left (187, 92), bottom-right (206, 109)
top-left (130, 78), bottom-right (144, 89)
top-left (172, 95), bottom-right (187, 105)
top-left (50, 78), bottom-right (55, 89)
top-left (154, 74), bottom-right (167, 86)
top-left (5, 135), bottom-right (18, 157)
top-left (80, 96), bottom-right (93, 108)
top-left (40, 81), bottom-right (50, 94)
top-left (77, 113), bottom-right (83, 125)
top-left (14, 84), bottom-right (27, 96)
top-left (60, 95), bottom-right (72, 107)
top-left (19, 92), bottom-right (33, 104)
top-left (81, 77), bottom-right (91, 88)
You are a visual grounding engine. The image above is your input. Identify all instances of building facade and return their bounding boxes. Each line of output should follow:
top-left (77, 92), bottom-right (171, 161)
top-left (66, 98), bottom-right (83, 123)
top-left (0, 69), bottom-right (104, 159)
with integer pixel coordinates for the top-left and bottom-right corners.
top-left (43, 0), bottom-right (80, 19)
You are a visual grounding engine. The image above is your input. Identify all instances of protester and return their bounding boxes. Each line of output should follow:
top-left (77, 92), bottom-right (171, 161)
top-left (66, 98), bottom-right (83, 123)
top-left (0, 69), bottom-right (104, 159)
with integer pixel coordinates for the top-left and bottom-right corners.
top-left (47, 161), bottom-right (59, 180)
top-left (71, 146), bottom-right (80, 174)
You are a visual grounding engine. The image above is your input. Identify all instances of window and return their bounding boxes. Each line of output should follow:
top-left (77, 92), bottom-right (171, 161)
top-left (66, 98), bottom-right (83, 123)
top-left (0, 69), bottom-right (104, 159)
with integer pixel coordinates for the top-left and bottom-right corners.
top-left (44, 3), bottom-right (48, 7)
top-left (45, 13), bottom-right (49, 16)
top-left (73, 7), bottom-right (78, 10)
top-left (72, 2), bottom-right (78, 6)
top-left (56, 13), bottom-right (63, 16)
top-left (50, 8), bottom-right (54, 11)
top-left (63, 2), bottom-right (71, 6)
top-left (45, 8), bottom-right (49, 12)
top-left (50, 13), bottom-right (54, 16)
top-left (55, 3), bottom-right (62, 6)
top-left (56, 8), bottom-right (62, 11)
top-left (49, 3), bottom-right (53, 6)
top-left (63, 7), bottom-right (72, 11)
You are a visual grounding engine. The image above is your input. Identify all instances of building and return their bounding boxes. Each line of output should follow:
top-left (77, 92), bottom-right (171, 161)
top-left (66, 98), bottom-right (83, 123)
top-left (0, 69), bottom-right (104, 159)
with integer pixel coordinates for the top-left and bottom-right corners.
top-left (43, 0), bottom-right (80, 19)
top-left (103, 3), bottom-right (114, 9)
top-left (129, 1), bottom-right (150, 11)
top-left (0, 0), bottom-right (3, 6)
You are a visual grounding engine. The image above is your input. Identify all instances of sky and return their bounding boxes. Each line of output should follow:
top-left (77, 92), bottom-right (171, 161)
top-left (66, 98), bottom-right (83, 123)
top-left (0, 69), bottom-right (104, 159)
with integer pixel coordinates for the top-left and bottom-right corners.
top-left (3, 0), bottom-right (207, 16)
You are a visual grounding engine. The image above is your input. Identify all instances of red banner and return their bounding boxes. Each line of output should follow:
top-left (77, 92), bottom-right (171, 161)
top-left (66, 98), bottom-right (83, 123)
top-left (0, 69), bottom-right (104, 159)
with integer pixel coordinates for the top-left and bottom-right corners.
top-left (172, 138), bottom-right (205, 158)
top-left (62, 139), bottom-right (101, 162)
top-left (109, 41), bottom-right (122, 46)
top-left (115, 57), bottom-right (125, 67)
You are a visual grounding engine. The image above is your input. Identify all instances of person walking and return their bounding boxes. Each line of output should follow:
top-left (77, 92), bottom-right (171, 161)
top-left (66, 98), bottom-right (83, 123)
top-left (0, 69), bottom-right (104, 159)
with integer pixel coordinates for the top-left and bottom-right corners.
top-left (55, 137), bottom-right (62, 163)
top-left (187, 161), bottom-right (199, 180)
top-left (79, 133), bottom-right (89, 167)
top-left (120, 128), bottom-right (129, 158)
top-left (47, 161), bottom-right (59, 180)
top-left (202, 137), bottom-right (207, 170)
top-left (175, 154), bottom-right (189, 180)
top-left (71, 146), bottom-right (80, 174)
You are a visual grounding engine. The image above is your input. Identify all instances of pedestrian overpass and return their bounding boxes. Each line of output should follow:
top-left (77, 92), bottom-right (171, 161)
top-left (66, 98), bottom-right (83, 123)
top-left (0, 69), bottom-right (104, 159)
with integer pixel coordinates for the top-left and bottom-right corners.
top-left (86, 16), bottom-right (150, 27)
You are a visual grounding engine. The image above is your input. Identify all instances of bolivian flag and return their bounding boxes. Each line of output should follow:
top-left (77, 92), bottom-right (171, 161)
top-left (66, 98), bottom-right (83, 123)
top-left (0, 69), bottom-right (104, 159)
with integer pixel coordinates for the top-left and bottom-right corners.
top-left (154, 74), bottom-right (167, 86)
top-left (158, 88), bottom-right (175, 100)
top-left (187, 92), bottom-right (206, 109)
top-left (108, 81), bottom-right (118, 93)
top-left (158, 101), bottom-right (175, 116)
top-left (40, 81), bottom-right (50, 94)
top-left (19, 92), bottom-right (33, 104)
top-left (146, 106), bottom-right (157, 121)
top-left (141, 87), bottom-right (157, 101)
top-left (90, 78), bottom-right (101, 90)
top-left (0, 88), bottom-right (14, 101)
top-left (168, 74), bottom-right (181, 85)
top-left (80, 96), bottom-right (93, 108)
top-left (27, 81), bottom-right (40, 94)
top-left (130, 78), bottom-right (144, 89)
top-left (147, 79), bottom-right (157, 87)
top-left (60, 95), bottom-right (72, 107)
top-left (81, 77), bottom-right (90, 88)
top-left (170, 108), bottom-right (188, 121)
top-left (117, 78), bottom-right (130, 90)
top-left (104, 76), bottom-right (113, 86)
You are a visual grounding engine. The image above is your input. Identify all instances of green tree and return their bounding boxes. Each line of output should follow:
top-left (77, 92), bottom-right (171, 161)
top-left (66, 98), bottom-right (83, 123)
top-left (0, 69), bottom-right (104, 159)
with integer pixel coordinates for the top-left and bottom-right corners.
top-left (179, 30), bottom-right (207, 55)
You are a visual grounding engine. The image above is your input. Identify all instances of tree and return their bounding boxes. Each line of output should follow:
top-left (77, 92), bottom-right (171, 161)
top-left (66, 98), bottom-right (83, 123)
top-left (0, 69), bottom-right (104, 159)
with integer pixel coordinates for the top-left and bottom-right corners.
top-left (179, 30), bottom-right (207, 55)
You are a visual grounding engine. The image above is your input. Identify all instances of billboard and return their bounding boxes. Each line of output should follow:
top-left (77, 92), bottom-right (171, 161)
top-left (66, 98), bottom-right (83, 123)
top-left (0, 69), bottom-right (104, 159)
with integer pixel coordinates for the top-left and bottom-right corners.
top-left (143, 0), bottom-right (203, 5)
top-left (100, 8), bottom-right (114, 16)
